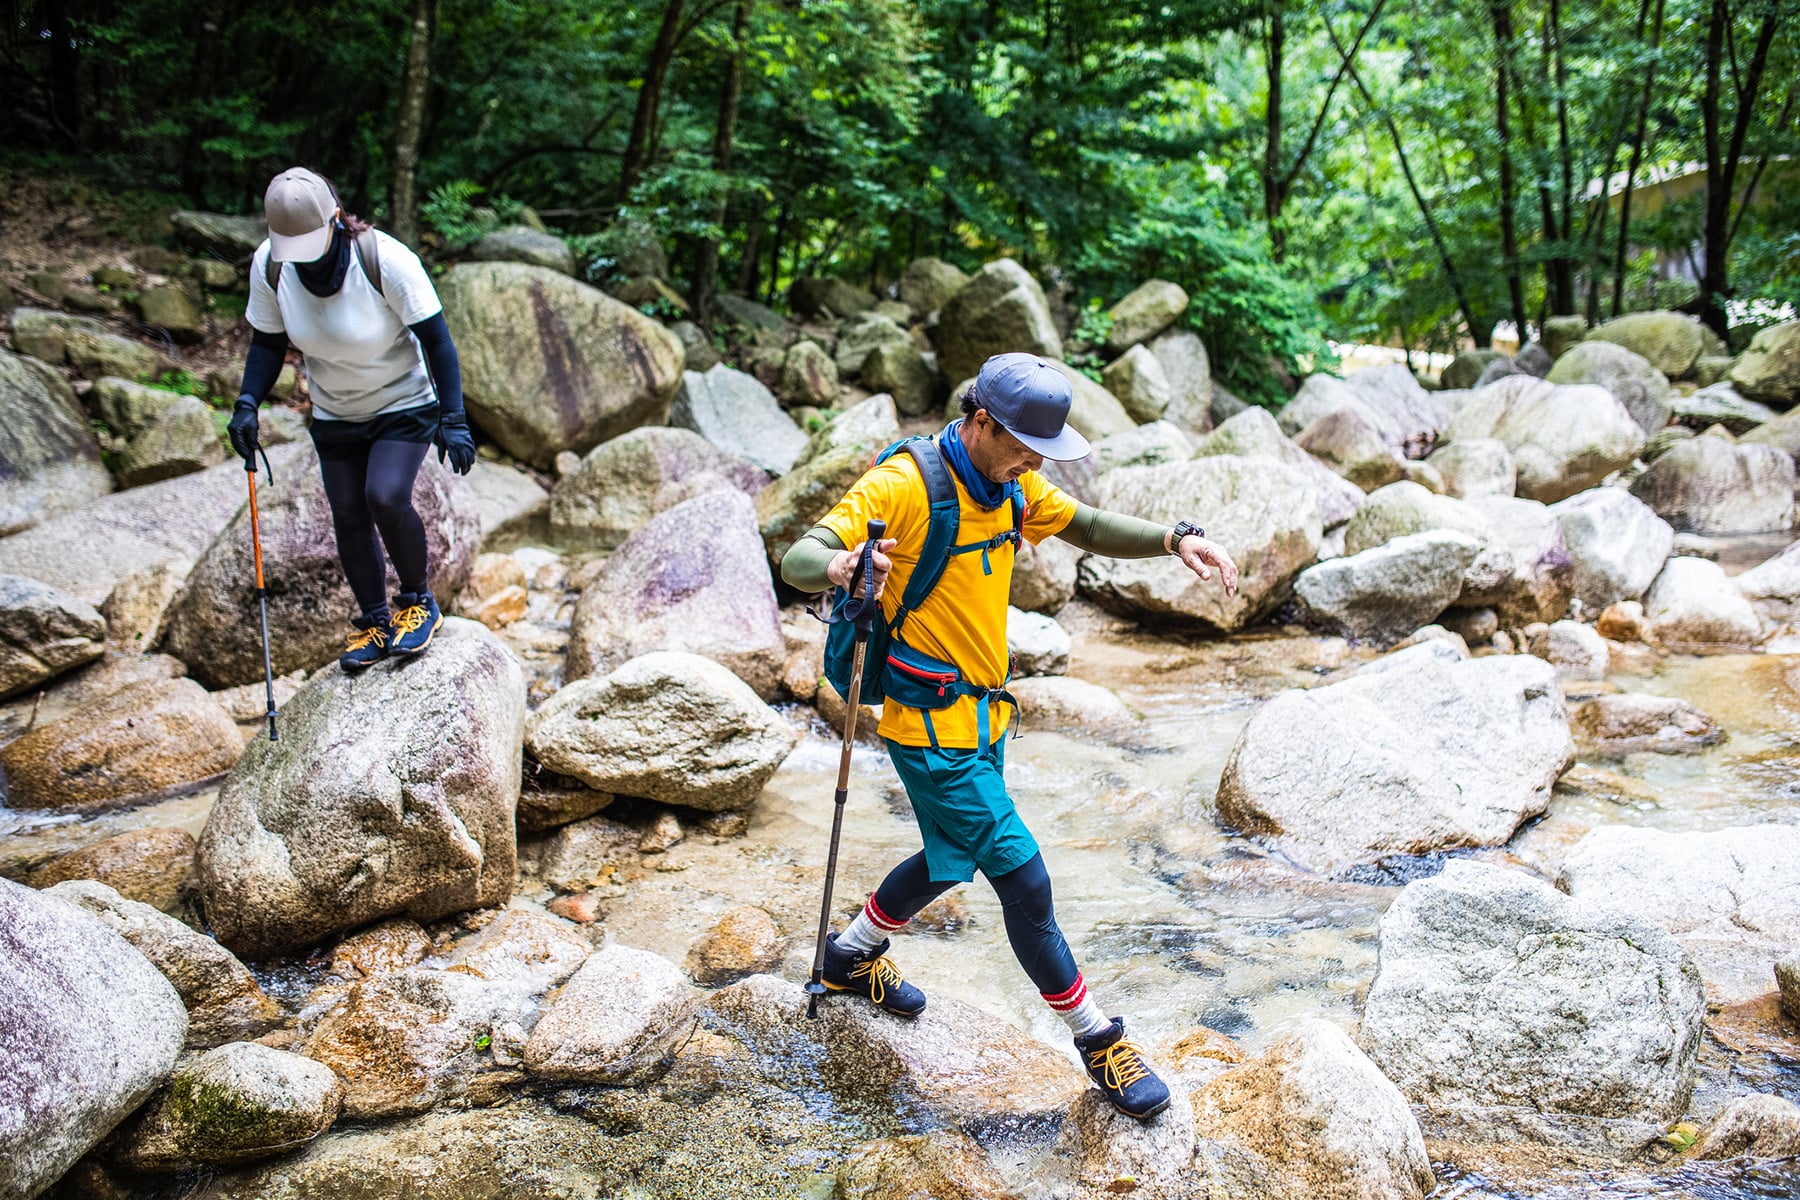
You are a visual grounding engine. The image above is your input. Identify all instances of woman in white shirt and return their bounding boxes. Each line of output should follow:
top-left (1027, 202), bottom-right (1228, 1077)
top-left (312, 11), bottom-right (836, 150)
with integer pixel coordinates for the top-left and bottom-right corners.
top-left (228, 167), bottom-right (475, 671)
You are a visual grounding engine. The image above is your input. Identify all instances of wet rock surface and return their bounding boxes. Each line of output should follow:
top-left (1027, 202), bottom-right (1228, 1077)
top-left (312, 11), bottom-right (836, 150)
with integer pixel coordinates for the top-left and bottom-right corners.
top-left (524, 943), bottom-right (694, 1083)
top-left (1216, 655), bottom-right (1572, 875)
top-left (199, 619), bottom-right (526, 957)
top-left (1361, 860), bottom-right (1704, 1125)
top-left (0, 877), bottom-right (187, 1200)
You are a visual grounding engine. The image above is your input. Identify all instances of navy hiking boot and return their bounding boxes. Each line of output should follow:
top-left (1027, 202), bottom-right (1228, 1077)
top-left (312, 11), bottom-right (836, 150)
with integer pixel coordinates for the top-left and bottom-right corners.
top-left (340, 614), bottom-right (391, 672)
top-left (1075, 1018), bottom-right (1171, 1120)
top-left (389, 591), bottom-right (442, 656)
top-left (821, 933), bottom-right (927, 1018)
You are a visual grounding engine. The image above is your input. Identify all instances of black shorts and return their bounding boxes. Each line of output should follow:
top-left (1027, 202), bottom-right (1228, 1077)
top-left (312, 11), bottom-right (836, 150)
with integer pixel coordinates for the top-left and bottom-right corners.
top-left (309, 404), bottom-right (438, 460)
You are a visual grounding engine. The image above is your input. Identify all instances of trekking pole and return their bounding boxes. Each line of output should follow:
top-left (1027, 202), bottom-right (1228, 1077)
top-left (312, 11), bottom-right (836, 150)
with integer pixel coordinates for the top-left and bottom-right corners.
top-left (805, 517), bottom-right (886, 1019)
top-left (245, 450), bottom-right (278, 742)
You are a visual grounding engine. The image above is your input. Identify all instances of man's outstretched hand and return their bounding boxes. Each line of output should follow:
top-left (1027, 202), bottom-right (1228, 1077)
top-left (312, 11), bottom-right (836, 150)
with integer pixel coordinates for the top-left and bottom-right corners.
top-left (828, 537), bottom-right (899, 600)
top-left (1175, 534), bottom-right (1239, 597)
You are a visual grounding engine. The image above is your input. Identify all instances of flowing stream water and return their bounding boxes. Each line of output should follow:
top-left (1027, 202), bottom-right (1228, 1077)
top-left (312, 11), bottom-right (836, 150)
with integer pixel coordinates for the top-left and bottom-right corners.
top-left (2, 539), bottom-right (1797, 1199)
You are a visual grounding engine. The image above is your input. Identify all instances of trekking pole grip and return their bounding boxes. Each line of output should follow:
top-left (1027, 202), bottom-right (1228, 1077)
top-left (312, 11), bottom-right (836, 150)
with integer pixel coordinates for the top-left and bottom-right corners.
top-left (852, 519), bottom-right (885, 639)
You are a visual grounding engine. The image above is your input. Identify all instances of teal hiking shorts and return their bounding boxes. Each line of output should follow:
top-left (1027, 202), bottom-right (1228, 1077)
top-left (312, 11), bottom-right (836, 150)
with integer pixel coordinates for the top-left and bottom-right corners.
top-left (885, 738), bottom-right (1040, 883)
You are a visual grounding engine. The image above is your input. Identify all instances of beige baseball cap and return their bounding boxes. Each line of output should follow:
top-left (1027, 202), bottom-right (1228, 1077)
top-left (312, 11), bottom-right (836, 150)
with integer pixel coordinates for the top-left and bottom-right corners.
top-left (263, 168), bottom-right (338, 262)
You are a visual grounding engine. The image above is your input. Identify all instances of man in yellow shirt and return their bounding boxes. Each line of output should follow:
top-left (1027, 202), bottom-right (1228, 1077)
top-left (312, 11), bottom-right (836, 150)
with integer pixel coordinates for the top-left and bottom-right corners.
top-left (781, 353), bottom-right (1237, 1120)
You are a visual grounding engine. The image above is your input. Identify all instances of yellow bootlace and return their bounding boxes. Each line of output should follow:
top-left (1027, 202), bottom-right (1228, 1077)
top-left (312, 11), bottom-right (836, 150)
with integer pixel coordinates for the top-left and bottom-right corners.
top-left (1088, 1038), bottom-right (1152, 1090)
top-left (391, 603), bottom-right (431, 636)
top-left (849, 955), bottom-right (905, 1006)
top-left (344, 624), bottom-right (388, 652)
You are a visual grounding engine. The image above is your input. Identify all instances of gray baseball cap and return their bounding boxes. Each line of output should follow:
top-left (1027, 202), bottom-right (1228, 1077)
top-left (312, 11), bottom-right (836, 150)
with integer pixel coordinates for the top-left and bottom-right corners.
top-left (971, 353), bottom-right (1091, 461)
top-left (263, 168), bottom-right (337, 262)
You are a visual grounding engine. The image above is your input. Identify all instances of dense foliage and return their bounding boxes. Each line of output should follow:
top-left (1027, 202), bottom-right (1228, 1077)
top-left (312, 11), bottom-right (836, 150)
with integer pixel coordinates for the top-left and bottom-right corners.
top-left (5, 0), bottom-right (1797, 396)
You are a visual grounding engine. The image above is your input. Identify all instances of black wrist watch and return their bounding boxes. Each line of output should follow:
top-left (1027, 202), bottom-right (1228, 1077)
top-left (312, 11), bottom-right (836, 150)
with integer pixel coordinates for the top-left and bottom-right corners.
top-left (1169, 520), bottom-right (1205, 554)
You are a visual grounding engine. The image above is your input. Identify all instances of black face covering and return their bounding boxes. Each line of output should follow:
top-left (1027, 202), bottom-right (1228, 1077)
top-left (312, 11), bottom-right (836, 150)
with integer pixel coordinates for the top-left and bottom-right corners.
top-left (295, 224), bottom-right (352, 297)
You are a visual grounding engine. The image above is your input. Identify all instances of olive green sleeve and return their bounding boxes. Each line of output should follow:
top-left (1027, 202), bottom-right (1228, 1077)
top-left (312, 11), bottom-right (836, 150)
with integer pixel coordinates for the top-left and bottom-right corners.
top-left (1053, 502), bottom-right (1173, 558)
top-left (779, 528), bottom-right (848, 592)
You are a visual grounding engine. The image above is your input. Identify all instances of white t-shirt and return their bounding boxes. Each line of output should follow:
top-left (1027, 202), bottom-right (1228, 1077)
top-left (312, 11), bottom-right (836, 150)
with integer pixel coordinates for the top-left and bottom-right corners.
top-left (246, 230), bottom-right (443, 421)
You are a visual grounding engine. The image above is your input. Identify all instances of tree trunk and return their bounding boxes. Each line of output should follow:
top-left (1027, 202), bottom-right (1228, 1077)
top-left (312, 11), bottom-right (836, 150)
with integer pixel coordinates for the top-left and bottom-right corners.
top-left (1613, 0), bottom-right (1665, 317)
top-left (389, 0), bottom-right (436, 246)
top-left (1492, 1), bottom-right (1527, 343)
top-left (1263, 2), bottom-right (1286, 262)
top-left (1697, 0), bottom-right (1778, 338)
top-left (692, 0), bottom-right (748, 324)
top-left (46, 0), bottom-right (81, 143)
top-left (617, 0), bottom-right (688, 206)
top-left (734, 217), bottom-right (762, 297)
top-left (1546, 0), bottom-right (1576, 314)
top-left (1346, 62), bottom-right (1491, 346)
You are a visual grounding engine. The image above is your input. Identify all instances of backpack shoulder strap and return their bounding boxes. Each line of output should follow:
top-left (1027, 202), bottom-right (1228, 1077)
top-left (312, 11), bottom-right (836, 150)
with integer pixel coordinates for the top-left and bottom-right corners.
top-left (889, 437), bottom-right (960, 638)
top-left (354, 229), bottom-right (384, 297)
top-left (264, 247), bottom-right (280, 293)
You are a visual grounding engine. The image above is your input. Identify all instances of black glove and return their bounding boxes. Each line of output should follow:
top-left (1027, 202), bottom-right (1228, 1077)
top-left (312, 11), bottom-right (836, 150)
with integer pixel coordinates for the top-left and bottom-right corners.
top-left (434, 412), bottom-right (476, 475)
top-left (228, 395), bottom-right (260, 466)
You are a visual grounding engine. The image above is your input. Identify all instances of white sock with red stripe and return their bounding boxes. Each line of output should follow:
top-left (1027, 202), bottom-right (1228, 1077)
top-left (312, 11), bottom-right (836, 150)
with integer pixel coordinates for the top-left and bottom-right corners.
top-left (1044, 974), bottom-right (1111, 1037)
top-left (836, 894), bottom-right (907, 955)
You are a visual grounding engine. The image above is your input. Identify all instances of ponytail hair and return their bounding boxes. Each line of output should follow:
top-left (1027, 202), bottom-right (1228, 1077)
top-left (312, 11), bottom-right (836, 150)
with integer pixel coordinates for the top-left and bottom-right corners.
top-left (313, 171), bottom-right (374, 235)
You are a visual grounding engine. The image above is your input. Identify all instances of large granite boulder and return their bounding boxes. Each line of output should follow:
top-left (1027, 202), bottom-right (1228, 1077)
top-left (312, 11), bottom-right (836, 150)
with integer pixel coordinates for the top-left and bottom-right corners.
top-left (789, 276), bottom-right (876, 319)
top-left (466, 225), bottom-right (575, 275)
top-left (1460, 495), bottom-right (1577, 624)
top-left (1192, 1019), bottom-right (1436, 1200)
top-left (1215, 655), bottom-right (1573, 875)
top-left (1734, 539), bottom-right (1800, 627)
top-left (0, 573), bottom-right (106, 699)
top-left (1546, 341), bottom-right (1672, 434)
top-left (1009, 535), bottom-right (1081, 615)
top-left (1147, 327), bottom-right (1213, 433)
top-left (1570, 692), bottom-right (1722, 755)
top-left (111, 1041), bottom-right (342, 1171)
top-left (565, 491), bottom-right (783, 698)
top-left (12, 307), bottom-right (164, 380)
top-left (135, 284), bottom-right (207, 344)
top-left (701, 972), bottom-right (1085, 1135)
top-left (1585, 311), bottom-right (1724, 379)
top-left (1670, 382), bottom-right (1777, 434)
top-left (898, 257), bottom-right (970, 315)
top-left (163, 447), bottom-right (478, 688)
top-left (1089, 420), bottom-right (1194, 474)
top-left (549, 425), bottom-right (767, 549)
top-left (198, 619), bottom-right (525, 958)
top-left (0, 348), bottom-right (114, 536)
top-left (524, 943), bottom-right (694, 1083)
top-left (1279, 367), bottom-right (1445, 457)
top-left (1694, 1094), bottom-right (1800, 1162)
top-left (1442, 350), bottom-right (1505, 390)
top-left (1101, 343), bottom-right (1171, 424)
top-left (0, 449), bottom-right (302, 611)
top-left (438, 261), bottom-right (685, 468)
top-left (1730, 320), bottom-right (1800, 406)
top-left (754, 396), bottom-right (900, 568)
top-left (1342, 482), bottom-right (1511, 599)
top-left (1105, 279), bottom-right (1188, 353)
top-left (171, 210), bottom-right (267, 258)
top-left (525, 651), bottom-right (797, 811)
top-left (861, 341), bottom-right (936, 417)
top-left (1559, 824), bottom-right (1800, 1006)
top-left (1079, 457), bottom-right (1324, 632)
top-left (0, 877), bottom-right (187, 1200)
top-left (0, 677), bottom-right (242, 811)
top-left (1548, 487), bottom-right (1675, 610)
top-left (47, 880), bottom-right (280, 1048)
top-left (671, 363), bottom-right (807, 477)
top-left (1426, 438), bottom-right (1515, 499)
top-left (117, 393), bottom-right (226, 486)
top-left (1640, 556), bottom-right (1761, 650)
top-left (1193, 406), bottom-right (1365, 529)
top-left (1629, 433), bottom-right (1795, 534)
top-left (1361, 860), bottom-right (1704, 1123)
top-left (935, 258), bottom-right (1063, 383)
top-left (775, 339), bottom-right (839, 410)
top-left (834, 312), bottom-right (911, 378)
top-left (1440, 376), bottom-right (1645, 503)
top-left (1294, 406), bottom-right (1405, 491)
top-left (1293, 531), bottom-right (1481, 643)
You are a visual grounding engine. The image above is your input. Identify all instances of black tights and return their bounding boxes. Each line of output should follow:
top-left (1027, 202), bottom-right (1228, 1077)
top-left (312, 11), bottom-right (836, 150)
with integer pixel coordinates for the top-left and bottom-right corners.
top-left (871, 851), bottom-right (1079, 996)
top-left (317, 438), bottom-right (431, 622)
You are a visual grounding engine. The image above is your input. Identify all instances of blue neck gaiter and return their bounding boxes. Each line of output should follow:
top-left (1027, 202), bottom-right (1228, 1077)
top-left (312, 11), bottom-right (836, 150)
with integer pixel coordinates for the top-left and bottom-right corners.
top-left (940, 419), bottom-right (1011, 510)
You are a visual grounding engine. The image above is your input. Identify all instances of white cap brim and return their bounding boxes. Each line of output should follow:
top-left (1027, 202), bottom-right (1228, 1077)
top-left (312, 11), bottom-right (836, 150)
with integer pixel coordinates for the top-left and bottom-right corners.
top-left (1007, 423), bottom-right (1091, 462)
top-left (268, 222), bottom-right (333, 263)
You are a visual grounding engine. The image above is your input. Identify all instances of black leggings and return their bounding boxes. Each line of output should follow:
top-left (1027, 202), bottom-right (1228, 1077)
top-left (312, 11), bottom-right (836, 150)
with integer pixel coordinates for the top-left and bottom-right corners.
top-left (871, 850), bottom-right (1079, 996)
top-left (317, 438), bottom-right (431, 621)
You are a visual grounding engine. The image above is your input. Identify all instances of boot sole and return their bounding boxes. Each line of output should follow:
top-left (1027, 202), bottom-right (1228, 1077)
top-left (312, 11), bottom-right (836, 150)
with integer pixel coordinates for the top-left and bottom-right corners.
top-left (1099, 1091), bottom-right (1171, 1121)
top-left (390, 613), bottom-right (442, 657)
top-left (340, 655), bottom-right (388, 672)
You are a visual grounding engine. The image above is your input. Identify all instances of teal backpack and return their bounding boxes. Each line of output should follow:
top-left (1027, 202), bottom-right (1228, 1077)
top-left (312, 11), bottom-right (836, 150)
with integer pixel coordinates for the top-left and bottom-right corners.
top-left (822, 435), bottom-right (1024, 752)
